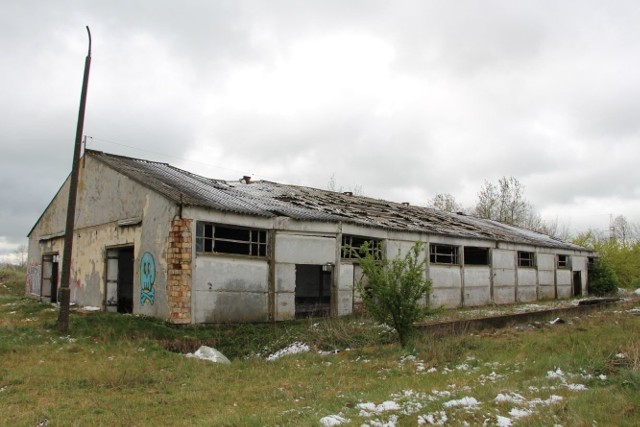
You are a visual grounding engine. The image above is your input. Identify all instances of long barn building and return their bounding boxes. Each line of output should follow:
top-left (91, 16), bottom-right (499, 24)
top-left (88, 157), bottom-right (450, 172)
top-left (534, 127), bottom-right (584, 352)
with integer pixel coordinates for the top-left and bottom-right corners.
top-left (27, 150), bottom-right (595, 324)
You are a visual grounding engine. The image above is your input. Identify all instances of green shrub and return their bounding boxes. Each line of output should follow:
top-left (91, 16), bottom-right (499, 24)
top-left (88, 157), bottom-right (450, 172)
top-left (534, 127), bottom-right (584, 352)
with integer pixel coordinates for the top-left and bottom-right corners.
top-left (352, 241), bottom-right (432, 348)
top-left (588, 258), bottom-right (620, 296)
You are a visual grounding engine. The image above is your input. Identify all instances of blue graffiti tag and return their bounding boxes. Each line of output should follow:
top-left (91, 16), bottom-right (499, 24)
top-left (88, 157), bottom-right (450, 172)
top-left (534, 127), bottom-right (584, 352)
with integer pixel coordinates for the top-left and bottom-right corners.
top-left (140, 252), bottom-right (156, 305)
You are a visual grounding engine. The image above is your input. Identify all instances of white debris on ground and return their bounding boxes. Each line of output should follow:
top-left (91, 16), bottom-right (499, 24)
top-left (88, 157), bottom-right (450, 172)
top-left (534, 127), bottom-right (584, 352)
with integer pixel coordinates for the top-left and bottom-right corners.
top-left (186, 346), bottom-right (231, 364)
top-left (80, 306), bottom-right (101, 311)
top-left (319, 414), bottom-right (350, 426)
top-left (634, 288), bottom-right (640, 295)
top-left (266, 342), bottom-right (310, 361)
top-left (546, 367), bottom-right (592, 391)
top-left (314, 352), bottom-right (603, 427)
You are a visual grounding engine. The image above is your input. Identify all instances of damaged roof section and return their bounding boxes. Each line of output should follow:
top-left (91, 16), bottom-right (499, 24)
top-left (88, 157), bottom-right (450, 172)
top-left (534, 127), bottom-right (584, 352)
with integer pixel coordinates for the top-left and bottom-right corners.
top-left (88, 150), bottom-right (585, 251)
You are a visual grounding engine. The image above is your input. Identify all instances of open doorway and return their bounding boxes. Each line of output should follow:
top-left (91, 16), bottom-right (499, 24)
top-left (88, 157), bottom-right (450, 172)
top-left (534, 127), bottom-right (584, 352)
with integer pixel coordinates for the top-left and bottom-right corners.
top-left (573, 271), bottom-right (582, 297)
top-left (41, 254), bottom-right (59, 303)
top-left (105, 246), bottom-right (134, 313)
top-left (295, 264), bottom-right (332, 317)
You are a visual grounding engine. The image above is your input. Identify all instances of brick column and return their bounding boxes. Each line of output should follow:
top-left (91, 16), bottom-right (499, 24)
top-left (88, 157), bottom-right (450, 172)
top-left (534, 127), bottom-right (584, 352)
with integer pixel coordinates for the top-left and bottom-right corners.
top-left (167, 217), bottom-right (193, 324)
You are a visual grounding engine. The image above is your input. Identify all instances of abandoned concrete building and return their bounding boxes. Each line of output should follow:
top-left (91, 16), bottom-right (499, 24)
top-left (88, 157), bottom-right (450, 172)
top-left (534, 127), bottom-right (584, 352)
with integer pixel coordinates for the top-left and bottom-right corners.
top-left (27, 150), bottom-right (595, 324)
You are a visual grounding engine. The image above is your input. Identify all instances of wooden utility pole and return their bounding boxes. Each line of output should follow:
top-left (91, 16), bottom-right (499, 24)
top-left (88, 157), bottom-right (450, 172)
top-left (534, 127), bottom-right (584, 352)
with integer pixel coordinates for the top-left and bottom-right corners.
top-left (57, 26), bottom-right (92, 333)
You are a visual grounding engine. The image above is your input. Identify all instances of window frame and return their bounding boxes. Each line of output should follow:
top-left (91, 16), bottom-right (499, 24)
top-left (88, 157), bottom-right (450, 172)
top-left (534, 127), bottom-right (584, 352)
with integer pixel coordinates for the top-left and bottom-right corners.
top-left (430, 243), bottom-right (460, 265)
top-left (517, 251), bottom-right (536, 268)
top-left (556, 254), bottom-right (570, 269)
top-left (341, 235), bottom-right (383, 260)
top-left (195, 222), bottom-right (268, 257)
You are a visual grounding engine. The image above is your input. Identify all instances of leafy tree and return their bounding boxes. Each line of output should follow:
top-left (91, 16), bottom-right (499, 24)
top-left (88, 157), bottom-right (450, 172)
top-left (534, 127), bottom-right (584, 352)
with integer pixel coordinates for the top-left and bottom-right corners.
top-left (352, 241), bottom-right (432, 348)
top-left (474, 177), bottom-right (529, 225)
top-left (588, 258), bottom-right (620, 295)
top-left (572, 223), bottom-right (640, 290)
top-left (428, 193), bottom-right (463, 213)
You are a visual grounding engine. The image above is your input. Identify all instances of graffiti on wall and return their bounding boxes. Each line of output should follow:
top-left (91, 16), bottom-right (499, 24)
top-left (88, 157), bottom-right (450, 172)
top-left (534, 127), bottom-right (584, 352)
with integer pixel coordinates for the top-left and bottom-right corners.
top-left (140, 252), bottom-right (156, 305)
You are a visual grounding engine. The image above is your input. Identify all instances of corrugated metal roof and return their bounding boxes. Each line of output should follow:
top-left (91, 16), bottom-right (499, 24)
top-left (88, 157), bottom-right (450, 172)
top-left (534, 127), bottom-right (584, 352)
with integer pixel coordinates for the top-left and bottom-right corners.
top-left (88, 150), bottom-right (589, 251)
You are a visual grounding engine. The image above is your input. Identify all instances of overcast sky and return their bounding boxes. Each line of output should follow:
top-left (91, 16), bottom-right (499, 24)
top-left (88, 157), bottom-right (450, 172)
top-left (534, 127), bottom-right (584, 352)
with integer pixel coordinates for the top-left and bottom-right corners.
top-left (2, 0), bottom-right (640, 263)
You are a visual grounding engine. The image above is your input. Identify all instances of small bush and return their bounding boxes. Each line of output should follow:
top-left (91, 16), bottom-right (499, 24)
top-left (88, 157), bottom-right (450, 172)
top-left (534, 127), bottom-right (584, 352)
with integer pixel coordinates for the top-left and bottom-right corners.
top-left (588, 258), bottom-right (620, 296)
top-left (352, 241), bottom-right (432, 348)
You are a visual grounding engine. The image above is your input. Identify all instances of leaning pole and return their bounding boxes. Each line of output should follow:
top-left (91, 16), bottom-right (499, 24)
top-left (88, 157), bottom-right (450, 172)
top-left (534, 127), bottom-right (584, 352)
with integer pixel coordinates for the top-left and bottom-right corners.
top-left (57, 26), bottom-right (92, 333)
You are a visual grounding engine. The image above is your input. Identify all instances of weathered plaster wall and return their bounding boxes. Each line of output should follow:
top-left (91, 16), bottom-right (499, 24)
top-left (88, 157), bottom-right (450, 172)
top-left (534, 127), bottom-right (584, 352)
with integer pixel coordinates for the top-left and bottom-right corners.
top-left (27, 155), bottom-right (176, 319)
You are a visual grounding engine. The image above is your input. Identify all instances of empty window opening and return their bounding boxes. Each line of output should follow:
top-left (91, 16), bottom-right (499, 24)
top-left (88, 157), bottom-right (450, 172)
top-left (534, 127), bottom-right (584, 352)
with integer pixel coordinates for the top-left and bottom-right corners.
top-left (464, 247), bottom-right (490, 265)
top-left (196, 222), bottom-right (267, 257)
top-left (557, 254), bottom-right (570, 269)
top-left (295, 264), bottom-right (332, 318)
top-left (341, 235), bottom-right (382, 259)
top-left (41, 254), bottom-right (59, 303)
top-left (518, 251), bottom-right (536, 268)
top-left (105, 246), bottom-right (134, 313)
top-left (430, 244), bottom-right (459, 265)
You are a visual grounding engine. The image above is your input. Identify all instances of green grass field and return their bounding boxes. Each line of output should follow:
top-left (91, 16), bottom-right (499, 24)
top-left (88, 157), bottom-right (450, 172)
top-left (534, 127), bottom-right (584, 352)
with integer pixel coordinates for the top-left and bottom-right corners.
top-left (1, 267), bottom-right (638, 426)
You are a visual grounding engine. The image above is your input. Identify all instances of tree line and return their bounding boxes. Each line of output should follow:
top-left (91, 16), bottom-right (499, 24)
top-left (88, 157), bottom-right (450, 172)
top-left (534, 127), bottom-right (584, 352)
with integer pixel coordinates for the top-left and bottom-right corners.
top-left (428, 176), bottom-right (566, 238)
top-left (429, 177), bottom-right (640, 290)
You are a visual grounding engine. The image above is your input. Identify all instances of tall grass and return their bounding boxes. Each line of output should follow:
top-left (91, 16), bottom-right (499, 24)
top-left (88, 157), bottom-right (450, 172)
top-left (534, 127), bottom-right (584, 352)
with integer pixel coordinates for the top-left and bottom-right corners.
top-left (1, 287), bottom-right (639, 426)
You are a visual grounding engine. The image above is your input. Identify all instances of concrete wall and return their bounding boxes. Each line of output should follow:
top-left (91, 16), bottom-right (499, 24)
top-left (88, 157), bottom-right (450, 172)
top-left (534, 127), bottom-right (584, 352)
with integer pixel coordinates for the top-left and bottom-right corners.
top-left (463, 267), bottom-right (491, 306)
top-left (492, 249), bottom-right (516, 305)
top-left (537, 254), bottom-right (556, 300)
top-left (429, 265), bottom-right (462, 307)
top-left (193, 256), bottom-right (269, 323)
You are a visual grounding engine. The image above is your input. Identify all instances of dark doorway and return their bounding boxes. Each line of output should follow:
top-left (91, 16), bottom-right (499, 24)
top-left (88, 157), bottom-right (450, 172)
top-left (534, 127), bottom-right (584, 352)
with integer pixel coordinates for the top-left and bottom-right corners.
top-left (41, 254), bottom-right (59, 303)
top-left (117, 247), bottom-right (134, 313)
top-left (295, 264), bottom-right (332, 317)
top-left (106, 246), bottom-right (134, 313)
top-left (573, 271), bottom-right (582, 297)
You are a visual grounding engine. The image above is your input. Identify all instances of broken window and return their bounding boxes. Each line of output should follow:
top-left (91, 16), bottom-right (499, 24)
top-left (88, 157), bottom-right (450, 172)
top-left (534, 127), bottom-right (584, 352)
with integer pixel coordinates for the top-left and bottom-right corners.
top-left (464, 246), bottom-right (490, 265)
top-left (196, 222), bottom-right (267, 257)
top-left (518, 251), bottom-right (536, 267)
top-left (341, 235), bottom-right (382, 259)
top-left (557, 254), bottom-right (570, 269)
top-left (430, 243), bottom-right (459, 265)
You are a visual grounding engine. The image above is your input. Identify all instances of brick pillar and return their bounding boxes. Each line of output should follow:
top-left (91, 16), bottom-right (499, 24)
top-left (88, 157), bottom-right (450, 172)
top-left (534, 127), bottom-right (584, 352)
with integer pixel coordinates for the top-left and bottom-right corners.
top-left (167, 217), bottom-right (193, 324)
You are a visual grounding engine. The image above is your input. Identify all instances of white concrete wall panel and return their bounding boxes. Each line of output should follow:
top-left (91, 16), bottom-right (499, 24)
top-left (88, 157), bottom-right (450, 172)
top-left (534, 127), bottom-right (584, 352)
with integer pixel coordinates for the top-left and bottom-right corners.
top-left (518, 269), bottom-right (537, 287)
top-left (337, 290), bottom-right (353, 316)
top-left (275, 293), bottom-right (295, 321)
top-left (275, 234), bottom-right (335, 264)
top-left (430, 288), bottom-right (461, 308)
top-left (194, 291), bottom-right (268, 323)
top-left (339, 263), bottom-right (355, 292)
top-left (539, 285), bottom-right (555, 299)
top-left (537, 254), bottom-right (554, 271)
top-left (194, 257), bottom-right (268, 292)
top-left (275, 263), bottom-right (296, 293)
top-left (538, 270), bottom-right (554, 286)
top-left (463, 267), bottom-right (491, 306)
top-left (557, 284), bottom-right (572, 299)
top-left (493, 250), bottom-right (515, 269)
top-left (429, 266), bottom-right (462, 289)
top-left (493, 286), bottom-right (516, 305)
top-left (557, 270), bottom-right (571, 287)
